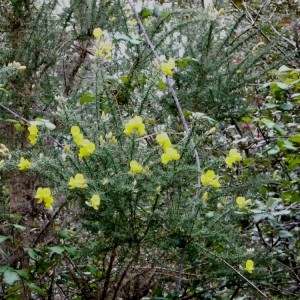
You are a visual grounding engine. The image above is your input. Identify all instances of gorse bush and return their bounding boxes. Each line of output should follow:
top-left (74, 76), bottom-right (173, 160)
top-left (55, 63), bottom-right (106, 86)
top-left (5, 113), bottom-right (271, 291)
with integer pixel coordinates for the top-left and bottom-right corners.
top-left (0, 0), bottom-right (299, 299)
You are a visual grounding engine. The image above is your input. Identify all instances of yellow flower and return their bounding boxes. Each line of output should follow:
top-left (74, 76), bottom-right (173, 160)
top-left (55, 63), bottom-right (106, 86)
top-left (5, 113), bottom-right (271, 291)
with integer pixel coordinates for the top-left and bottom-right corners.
top-left (90, 194), bottom-right (101, 210)
top-left (110, 16), bottom-right (116, 23)
top-left (131, 18), bottom-right (137, 25)
top-left (18, 157), bottom-right (31, 170)
top-left (225, 149), bottom-right (242, 168)
top-left (28, 135), bottom-right (37, 145)
top-left (102, 178), bottom-right (109, 185)
top-left (161, 147), bottom-right (180, 165)
top-left (236, 196), bottom-right (251, 208)
top-left (99, 135), bottom-right (105, 145)
top-left (93, 28), bottom-right (103, 39)
top-left (105, 52), bottom-right (112, 60)
top-left (68, 173), bottom-right (88, 189)
top-left (64, 145), bottom-right (70, 153)
top-left (28, 125), bottom-right (38, 145)
top-left (245, 260), bottom-right (254, 274)
top-left (156, 133), bottom-right (172, 151)
top-left (130, 160), bottom-right (143, 174)
top-left (34, 187), bottom-right (54, 209)
top-left (28, 125), bottom-right (38, 135)
top-left (71, 126), bottom-right (80, 136)
top-left (71, 126), bottom-right (84, 146)
top-left (124, 116), bottom-right (146, 136)
top-left (218, 8), bottom-right (225, 15)
top-left (94, 42), bottom-right (112, 58)
top-left (95, 48), bottom-right (103, 58)
top-left (18, 65), bottom-right (26, 71)
top-left (161, 58), bottom-right (176, 76)
top-left (202, 191), bottom-right (209, 202)
top-left (201, 170), bottom-right (221, 188)
top-left (101, 42), bottom-right (112, 53)
top-left (209, 127), bottom-right (216, 134)
top-left (110, 136), bottom-right (117, 144)
top-left (78, 139), bottom-right (95, 158)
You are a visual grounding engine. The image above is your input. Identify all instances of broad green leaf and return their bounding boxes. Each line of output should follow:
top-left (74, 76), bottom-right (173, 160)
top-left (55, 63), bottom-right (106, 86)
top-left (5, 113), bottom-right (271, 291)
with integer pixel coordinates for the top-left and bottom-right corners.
top-left (48, 246), bottom-right (65, 254)
top-left (266, 198), bottom-right (276, 209)
top-left (25, 248), bottom-right (37, 260)
top-left (16, 269), bottom-right (29, 280)
top-left (273, 124), bottom-right (286, 136)
top-left (0, 266), bottom-right (10, 273)
top-left (157, 78), bottom-right (167, 90)
top-left (65, 246), bottom-right (77, 256)
top-left (243, 158), bottom-right (254, 166)
top-left (267, 146), bottom-right (280, 155)
top-left (275, 82), bottom-right (289, 89)
top-left (267, 215), bottom-right (280, 228)
top-left (13, 224), bottom-right (26, 232)
top-left (277, 103), bottom-right (293, 110)
top-left (262, 118), bottom-right (274, 128)
top-left (28, 283), bottom-right (47, 296)
top-left (79, 92), bottom-right (94, 105)
top-left (114, 33), bottom-right (142, 45)
top-left (289, 135), bottom-right (300, 144)
top-left (278, 230), bottom-right (293, 238)
top-left (59, 229), bottom-right (69, 239)
top-left (278, 65), bottom-right (293, 72)
top-left (0, 235), bottom-right (9, 243)
top-left (9, 214), bottom-right (21, 221)
top-left (277, 140), bottom-right (297, 151)
top-left (140, 8), bottom-right (152, 18)
top-left (241, 116), bottom-right (252, 122)
top-left (29, 121), bottom-right (44, 126)
top-left (86, 265), bottom-right (98, 276)
top-left (44, 122), bottom-right (56, 130)
top-left (291, 93), bottom-right (300, 100)
top-left (5, 119), bottom-right (19, 123)
top-left (3, 270), bottom-right (19, 285)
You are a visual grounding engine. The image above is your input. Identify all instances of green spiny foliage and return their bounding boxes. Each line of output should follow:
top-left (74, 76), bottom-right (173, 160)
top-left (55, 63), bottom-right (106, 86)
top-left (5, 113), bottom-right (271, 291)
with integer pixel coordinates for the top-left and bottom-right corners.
top-left (0, 0), bottom-right (299, 299)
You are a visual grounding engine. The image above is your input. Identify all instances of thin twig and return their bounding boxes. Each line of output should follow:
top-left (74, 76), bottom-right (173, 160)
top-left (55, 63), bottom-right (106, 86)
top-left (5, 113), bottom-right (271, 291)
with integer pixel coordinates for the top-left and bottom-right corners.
top-left (126, 1), bottom-right (202, 291)
top-left (126, 0), bottom-right (201, 197)
top-left (176, 249), bottom-right (186, 292)
top-left (0, 103), bottom-right (29, 123)
top-left (208, 250), bottom-right (270, 299)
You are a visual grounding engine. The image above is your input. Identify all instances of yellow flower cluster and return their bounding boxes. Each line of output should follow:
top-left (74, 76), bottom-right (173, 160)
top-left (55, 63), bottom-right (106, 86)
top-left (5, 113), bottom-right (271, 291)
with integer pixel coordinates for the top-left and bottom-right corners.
top-left (71, 126), bottom-right (95, 159)
top-left (93, 27), bottom-right (112, 60)
top-left (225, 149), bottom-right (242, 168)
top-left (128, 160), bottom-right (150, 176)
top-left (156, 133), bottom-right (180, 165)
top-left (161, 58), bottom-right (176, 76)
top-left (68, 173), bottom-right (88, 189)
top-left (124, 116), bottom-right (146, 136)
top-left (202, 191), bottom-right (209, 202)
top-left (236, 196), bottom-right (251, 208)
top-left (34, 187), bottom-right (54, 209)
top-left (201, 170), bottom-right (221, 188)
top-left (246, 260), bottom-right (254, 274)
top-left (130, 160), bottom-right (143, 174)
top-left (28, 125), bottom-right (38, 145)
top-left (18, 157), bottom-right (31, 170)
top-left (99, 131), bottom-right (117, 145)
top-left (85, 194), bottom-right (101, 210)
top-left (0, 144), bottom-right (10, 155)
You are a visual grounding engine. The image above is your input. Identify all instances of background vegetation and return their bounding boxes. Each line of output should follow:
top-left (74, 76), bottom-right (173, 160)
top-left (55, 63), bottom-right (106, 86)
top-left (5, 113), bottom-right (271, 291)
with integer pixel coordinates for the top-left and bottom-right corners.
top-left (0, 0), bottom-right (299, 299)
